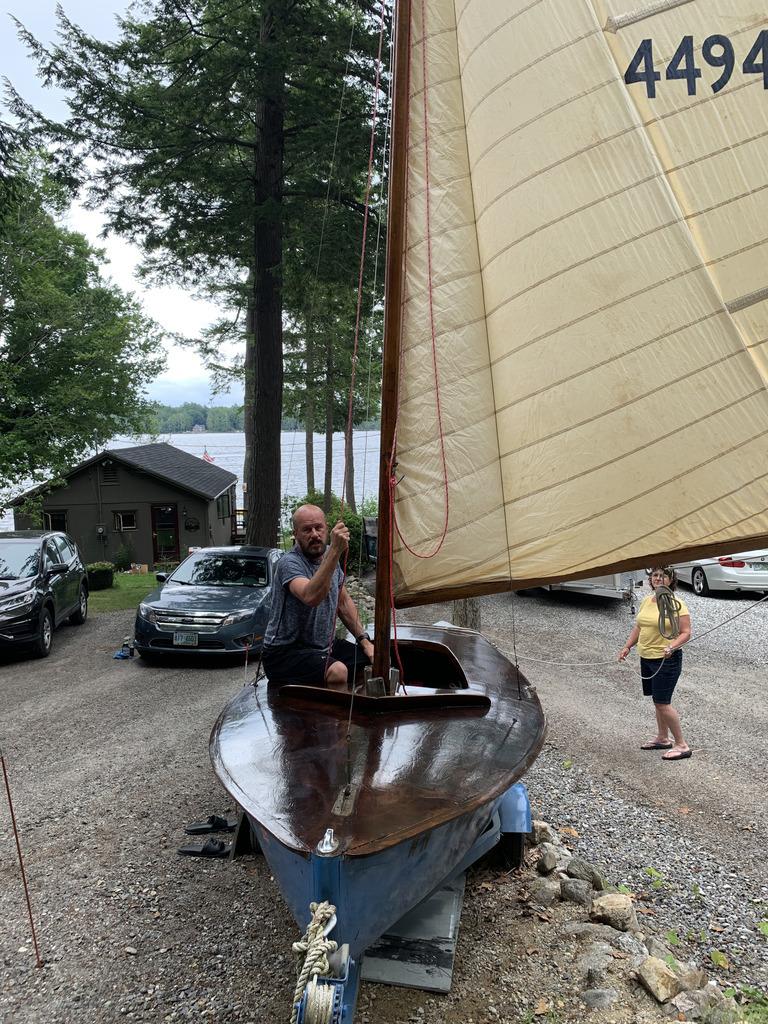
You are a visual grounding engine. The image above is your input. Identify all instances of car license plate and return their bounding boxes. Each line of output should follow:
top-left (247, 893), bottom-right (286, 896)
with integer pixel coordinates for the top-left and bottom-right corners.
top-left (750, 562), bottom-right (766, 570)
top-left (173, 631), bottom-right (198, 647)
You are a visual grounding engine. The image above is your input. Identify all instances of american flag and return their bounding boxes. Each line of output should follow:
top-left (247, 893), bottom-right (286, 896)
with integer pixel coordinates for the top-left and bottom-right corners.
top-left (202, 448), bottom-right (215, 463)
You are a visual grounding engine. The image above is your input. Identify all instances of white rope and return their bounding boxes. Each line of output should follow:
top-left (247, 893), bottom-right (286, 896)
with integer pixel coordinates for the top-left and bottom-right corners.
top-left (303, 977), bottom-right (335, 1024)
top-left (290, 901), bottom-right (338, 1024)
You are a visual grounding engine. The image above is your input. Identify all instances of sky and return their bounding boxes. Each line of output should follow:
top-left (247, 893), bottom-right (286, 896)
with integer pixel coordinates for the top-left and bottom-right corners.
top-left (1, 0), bottom-right (242, 407)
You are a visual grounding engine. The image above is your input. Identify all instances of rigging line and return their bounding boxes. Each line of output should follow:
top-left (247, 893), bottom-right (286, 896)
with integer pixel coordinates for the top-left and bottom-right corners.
top-left (323, 0), bottom-right (389, 697)
top-left (339, 0), bottom-right (389, 514)
top-left (353, 20), bottom-right (393, 593)
top-left (391, 0), bottom-right (451, 561)
top-left (510, 591), bottom-right (768, 669)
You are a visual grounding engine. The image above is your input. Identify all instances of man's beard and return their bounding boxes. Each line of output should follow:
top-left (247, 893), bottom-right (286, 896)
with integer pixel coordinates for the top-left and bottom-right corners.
top-left (298, 537), bottom-right (325, 560)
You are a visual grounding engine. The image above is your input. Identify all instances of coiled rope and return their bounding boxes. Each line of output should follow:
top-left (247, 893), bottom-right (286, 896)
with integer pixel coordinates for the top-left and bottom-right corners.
top-left (654, 584), bottom-right (681, 640)
top-left (291, 901), bottom-right (338, 1024)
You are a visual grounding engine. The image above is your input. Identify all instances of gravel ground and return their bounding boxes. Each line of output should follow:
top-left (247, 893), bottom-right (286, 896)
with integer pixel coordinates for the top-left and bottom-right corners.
top-left (0, 585), bottom-right (766, 1023)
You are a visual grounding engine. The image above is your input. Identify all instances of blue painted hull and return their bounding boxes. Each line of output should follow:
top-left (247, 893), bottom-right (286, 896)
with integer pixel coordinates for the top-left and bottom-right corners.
top-left (251, 796), bottom-right (501, 957)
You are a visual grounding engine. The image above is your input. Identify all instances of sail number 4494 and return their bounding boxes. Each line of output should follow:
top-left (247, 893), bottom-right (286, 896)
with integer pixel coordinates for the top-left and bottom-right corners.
top-left (624, 31), bottom-right (768, 98)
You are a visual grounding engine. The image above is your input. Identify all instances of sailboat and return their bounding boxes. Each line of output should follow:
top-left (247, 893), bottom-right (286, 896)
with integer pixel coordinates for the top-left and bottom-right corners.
top-left (211, 0), bottom-right (768, 1019)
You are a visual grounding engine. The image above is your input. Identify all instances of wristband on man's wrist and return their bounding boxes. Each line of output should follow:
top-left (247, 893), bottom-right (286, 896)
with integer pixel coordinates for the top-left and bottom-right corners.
top-left (356, 631), bottom-right (372, 645)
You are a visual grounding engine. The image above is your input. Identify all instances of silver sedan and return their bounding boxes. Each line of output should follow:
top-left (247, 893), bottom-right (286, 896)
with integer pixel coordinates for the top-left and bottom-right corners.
top-left (673, 549), bottom-right (768, 597)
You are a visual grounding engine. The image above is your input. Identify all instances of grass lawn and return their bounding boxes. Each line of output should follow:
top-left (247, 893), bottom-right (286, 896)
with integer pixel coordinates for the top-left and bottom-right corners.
top-left (89, 573), bottom-right (159, 614)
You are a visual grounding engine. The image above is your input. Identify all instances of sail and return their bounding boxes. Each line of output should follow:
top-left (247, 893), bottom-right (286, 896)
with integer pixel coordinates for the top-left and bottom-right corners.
top-left (391, 0), bottom-right (768, 606)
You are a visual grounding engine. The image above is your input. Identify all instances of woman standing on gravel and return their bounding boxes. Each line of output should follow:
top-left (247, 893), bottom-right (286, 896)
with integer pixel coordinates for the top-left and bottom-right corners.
top-left (618, 567), bottom-right (692, 761)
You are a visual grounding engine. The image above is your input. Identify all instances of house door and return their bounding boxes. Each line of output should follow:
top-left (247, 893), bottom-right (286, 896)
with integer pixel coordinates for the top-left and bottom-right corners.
top-left (151, 505), bottom-right (180, 565)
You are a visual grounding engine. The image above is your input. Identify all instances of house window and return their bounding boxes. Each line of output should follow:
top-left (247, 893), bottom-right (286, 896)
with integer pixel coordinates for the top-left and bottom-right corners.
top-left (101, 461), bottom-right (118, 484)
top-left (114, 511), bottom-right (137, 531)
top-left (44, 510), bottom-right (68, 531)
top-left (216, 492), bottom-right (231, 520)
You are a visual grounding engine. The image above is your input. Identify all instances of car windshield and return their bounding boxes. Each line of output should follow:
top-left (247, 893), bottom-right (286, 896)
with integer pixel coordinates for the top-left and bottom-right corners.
top-left (0, 541), bottom-right (40, 580)
top-left (169, 552), bottom-right (268, 587)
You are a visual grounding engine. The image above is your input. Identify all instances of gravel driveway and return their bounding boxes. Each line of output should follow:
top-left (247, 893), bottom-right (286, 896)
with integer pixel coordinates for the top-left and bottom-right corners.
top-left (0, 585), bottom-right (765, 1023)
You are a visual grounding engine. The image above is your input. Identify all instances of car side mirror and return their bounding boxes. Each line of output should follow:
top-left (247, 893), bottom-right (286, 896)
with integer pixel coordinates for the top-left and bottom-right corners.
top-left (48, 563), bottom-right (68, 575)
top-left (155, 572), bottom-right (168, 583)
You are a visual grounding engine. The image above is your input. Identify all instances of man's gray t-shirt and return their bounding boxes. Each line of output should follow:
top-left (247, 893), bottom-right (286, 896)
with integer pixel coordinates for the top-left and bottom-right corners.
top-left (263, 545), bottom-right (343, 652)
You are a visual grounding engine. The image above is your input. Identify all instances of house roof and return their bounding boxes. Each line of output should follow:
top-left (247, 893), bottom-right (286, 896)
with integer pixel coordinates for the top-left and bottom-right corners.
top-left (10, 443), bottom-right (237, 505)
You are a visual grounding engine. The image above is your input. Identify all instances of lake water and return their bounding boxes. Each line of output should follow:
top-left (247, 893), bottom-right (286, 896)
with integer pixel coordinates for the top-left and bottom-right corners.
top-left (0, 430), bottom-right (381, 530)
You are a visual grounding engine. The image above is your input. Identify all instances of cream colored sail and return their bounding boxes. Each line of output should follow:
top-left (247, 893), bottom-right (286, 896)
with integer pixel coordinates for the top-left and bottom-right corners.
top-left (392, 0), bottom-right (768, 605)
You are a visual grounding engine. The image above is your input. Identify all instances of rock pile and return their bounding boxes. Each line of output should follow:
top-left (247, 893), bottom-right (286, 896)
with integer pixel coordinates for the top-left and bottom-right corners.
top-left (528, 819), bottom-right (745, 1022)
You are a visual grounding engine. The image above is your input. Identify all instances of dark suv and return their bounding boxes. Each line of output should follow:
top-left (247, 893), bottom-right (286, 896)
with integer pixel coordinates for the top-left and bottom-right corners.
top-left (0, 531), bottom-right (89, 658)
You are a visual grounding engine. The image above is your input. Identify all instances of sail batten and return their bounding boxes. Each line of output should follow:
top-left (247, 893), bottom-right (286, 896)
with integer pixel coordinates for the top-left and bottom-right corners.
top-left (390, 0), bottom-right (768, 606)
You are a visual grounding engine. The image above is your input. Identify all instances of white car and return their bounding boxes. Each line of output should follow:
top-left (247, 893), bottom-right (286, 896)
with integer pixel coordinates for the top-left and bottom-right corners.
top-left (673, 550), bottom-right (768, 597)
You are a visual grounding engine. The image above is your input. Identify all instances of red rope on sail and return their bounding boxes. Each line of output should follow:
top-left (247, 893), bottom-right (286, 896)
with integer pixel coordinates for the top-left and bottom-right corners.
top-left (391, 0), bottom-right (450, 561)
top-left (324, 0), bottom-right (389, 673)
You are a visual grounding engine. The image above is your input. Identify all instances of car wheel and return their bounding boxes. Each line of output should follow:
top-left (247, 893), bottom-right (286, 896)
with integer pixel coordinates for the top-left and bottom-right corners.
top-left (692, 567), bottom-right (710, 596)
top-left (70, 586), bottom-right (88, 625)
top-left (31, 607), bottom-right (54, 658)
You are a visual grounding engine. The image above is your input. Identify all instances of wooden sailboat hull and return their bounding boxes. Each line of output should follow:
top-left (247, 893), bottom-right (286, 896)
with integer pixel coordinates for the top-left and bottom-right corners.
top-left (210, 624), bottom-right (546, 957)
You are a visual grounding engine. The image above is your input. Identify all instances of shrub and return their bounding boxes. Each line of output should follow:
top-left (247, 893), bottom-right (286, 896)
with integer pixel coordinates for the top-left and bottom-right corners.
top-left (113, 542), bottom-right (136, 572)
top-left (87, 562), bottom-right (114, 590)
top-left (155, 561), bottom-right (179, 575)
top-left (281, 492), bottom-right (378, 571)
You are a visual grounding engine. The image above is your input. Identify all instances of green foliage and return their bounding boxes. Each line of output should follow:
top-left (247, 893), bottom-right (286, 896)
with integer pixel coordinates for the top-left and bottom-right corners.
top-left (665, 929), bottom-right (680, 947)
top-left (561, 759), bottom-right (573, 770)
top-left (759, 921), bottom-right (768, 937)
top-left (113, 543), bottom-right (136, 573)
top-left (87, 562), bottom-right (114, 590)
top-left (709, 948), bottom-right (730, 970)
top-left (282, 491), bottom-right (377, 571)
top-left (644, 866), bottom-right (665, 889)
top-left (740, 985), bottom-right (768, 1024)
top-left (665, 954), bottom-right (680, 971)
top-left (0, 153), bottom-right (165, 496)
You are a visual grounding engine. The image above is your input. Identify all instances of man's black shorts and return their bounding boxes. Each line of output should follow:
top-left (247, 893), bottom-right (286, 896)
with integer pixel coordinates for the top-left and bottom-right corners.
top-left (262, 638), bottom-right (370, 687)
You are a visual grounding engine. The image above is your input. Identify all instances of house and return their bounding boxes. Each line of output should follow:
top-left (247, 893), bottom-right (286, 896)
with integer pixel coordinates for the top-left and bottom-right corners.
top-left (11, 443), bottom-right (238, 568)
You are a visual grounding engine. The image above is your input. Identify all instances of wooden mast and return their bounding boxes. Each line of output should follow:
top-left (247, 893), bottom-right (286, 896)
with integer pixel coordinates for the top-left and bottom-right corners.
top-left (373, 0), bottom-right (411, 681)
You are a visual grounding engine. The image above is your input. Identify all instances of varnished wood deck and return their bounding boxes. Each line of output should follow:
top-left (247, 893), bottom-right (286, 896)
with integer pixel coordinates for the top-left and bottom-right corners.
top-left (210, 625), bottom-right (546, 857)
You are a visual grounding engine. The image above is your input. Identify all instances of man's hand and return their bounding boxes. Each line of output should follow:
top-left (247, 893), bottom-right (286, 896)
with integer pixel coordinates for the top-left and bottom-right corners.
top-left (360, 638), bottom-right (374, 662)
top-left (330, 521), bottom-right (350, 556)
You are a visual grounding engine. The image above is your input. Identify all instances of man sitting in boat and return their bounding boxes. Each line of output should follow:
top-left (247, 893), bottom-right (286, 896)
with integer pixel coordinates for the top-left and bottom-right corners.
top-left (261, 504), bottom-right (374, 690)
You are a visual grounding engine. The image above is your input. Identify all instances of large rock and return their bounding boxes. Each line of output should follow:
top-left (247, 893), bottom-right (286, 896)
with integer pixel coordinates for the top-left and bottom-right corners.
top-left (536, 843), bottom-right (558, 875)
top-left (560, 878), bottom-right (593, 908)
top-left (529, 877), bottom-right (561, 907)
top-left (532, 820), bottom-right (557, 845)
top-left (566, 857), bottom-right (606, 891)
top-left (636, 956), bottom-right (683, 1003)
top-left (561, 921), bottom-right (646, 956)
top-left (672, 960), bottom-right (708, 991)
top-left (589, 893), bottom-right (639, 932)
top-left (669, 989), bottom-right (712, 1020)
top-left (582, 988), bottom-right (619, 1009)
top-left (645, 936), bottom-right (673, 960)
top-left (576, 942), bottom-right (613, 987)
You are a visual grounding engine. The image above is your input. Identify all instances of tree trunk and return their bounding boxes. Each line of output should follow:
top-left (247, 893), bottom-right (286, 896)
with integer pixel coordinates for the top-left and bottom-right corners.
top-left (305, 323), bottom-right (315, 494)
top-left (344, 426), bottom-right (357, 512)
top-left (323, 331), bottom-right (333, 513)
top-left (244, 5), bottom-right (285, 548)
top-left (452, 597), bottom-right (481, 631)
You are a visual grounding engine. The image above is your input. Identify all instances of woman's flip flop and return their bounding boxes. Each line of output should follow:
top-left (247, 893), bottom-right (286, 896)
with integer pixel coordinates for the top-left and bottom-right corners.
top-left (662, 749), bottom-right (692, 761)
top-left (640, 740), bottom-right (673, 750)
